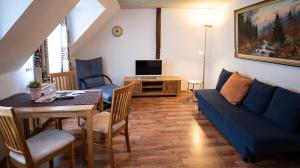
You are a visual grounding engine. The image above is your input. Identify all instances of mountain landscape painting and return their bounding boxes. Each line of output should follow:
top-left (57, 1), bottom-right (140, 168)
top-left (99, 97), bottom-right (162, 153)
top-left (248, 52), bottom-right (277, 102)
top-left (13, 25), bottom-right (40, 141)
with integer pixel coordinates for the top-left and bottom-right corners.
top-left (235, 0), bottom-right (300, 67)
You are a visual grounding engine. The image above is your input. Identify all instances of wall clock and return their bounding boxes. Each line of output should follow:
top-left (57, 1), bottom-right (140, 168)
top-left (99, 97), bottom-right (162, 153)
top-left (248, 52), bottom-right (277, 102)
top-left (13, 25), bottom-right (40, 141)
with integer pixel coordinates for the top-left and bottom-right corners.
top-left (112, 26), bottom-right (123, 37)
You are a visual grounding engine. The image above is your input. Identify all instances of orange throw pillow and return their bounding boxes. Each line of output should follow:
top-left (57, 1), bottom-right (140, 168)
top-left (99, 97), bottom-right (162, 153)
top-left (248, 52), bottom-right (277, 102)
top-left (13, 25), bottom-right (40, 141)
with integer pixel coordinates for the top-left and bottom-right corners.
top-left (220, 72), bottom-right (253, 105)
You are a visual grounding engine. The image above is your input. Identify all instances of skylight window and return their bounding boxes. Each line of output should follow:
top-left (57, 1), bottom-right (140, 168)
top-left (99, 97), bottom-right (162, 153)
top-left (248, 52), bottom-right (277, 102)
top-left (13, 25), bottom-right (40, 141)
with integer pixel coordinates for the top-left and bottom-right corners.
top-left (47, 24), bottom-right (66, 73)
top-left (0, 0), bottom-right (33, 39)
top-left (67, 0), bottom-right (105, 44)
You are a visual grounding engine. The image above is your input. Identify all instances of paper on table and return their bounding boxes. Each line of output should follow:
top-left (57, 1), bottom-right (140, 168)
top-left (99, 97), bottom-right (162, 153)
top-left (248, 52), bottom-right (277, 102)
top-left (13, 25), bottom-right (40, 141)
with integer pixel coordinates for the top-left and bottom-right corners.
top-left (35, 93), bottom-right (56, 103)
top-left (55, 91), bottom-right (85, 99)
top-left (69, 90), bottom-right (85, 95)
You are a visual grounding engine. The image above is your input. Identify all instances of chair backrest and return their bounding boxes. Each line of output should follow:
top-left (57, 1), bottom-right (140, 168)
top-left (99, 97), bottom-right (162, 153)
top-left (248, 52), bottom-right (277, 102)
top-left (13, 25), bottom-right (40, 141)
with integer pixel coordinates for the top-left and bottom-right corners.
top-left (49, 71), bottom-right (77, 90)
top-left (0, 107), bottom-right (33, 164)
top-left (75, 57), bottom-right (105, 89)
top-left (109, 82), bottom-right (135, 128)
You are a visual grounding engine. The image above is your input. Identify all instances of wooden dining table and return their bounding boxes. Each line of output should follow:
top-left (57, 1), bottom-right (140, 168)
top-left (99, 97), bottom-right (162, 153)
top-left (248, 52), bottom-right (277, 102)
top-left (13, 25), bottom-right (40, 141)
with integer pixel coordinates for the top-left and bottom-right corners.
top-left (0, 90), bottom-right (103, 168)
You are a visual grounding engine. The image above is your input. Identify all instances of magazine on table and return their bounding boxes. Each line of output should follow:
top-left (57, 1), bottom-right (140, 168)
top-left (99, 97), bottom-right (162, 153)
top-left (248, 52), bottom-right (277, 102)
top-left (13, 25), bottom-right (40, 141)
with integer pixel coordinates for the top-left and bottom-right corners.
top-left (35, 91), bottom-right (85, 103)
top-left (35, 93), bottom-right (56, 103)
top-left (55, 91), bottom-right (85, 99)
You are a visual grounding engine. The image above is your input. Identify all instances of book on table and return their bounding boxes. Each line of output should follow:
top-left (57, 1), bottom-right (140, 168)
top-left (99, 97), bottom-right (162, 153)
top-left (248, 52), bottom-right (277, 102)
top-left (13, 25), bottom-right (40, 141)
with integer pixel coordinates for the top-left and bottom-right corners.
top-left (35, 91), bottom-right (85, 103)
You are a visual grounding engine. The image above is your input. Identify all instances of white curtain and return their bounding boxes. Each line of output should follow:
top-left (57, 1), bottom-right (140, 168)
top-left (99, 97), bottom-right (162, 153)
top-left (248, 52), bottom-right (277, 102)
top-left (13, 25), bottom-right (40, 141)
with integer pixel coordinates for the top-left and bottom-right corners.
top-left (60, 19), bottom-right (72, 72)
top-left (47, 19), bottom-right (72, 74)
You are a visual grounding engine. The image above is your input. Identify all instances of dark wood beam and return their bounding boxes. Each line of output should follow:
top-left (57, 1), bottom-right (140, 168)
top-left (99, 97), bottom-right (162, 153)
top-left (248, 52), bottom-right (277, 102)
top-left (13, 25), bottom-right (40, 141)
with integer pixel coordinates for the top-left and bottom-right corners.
top-left (156, 8), bottom-right (161, 60)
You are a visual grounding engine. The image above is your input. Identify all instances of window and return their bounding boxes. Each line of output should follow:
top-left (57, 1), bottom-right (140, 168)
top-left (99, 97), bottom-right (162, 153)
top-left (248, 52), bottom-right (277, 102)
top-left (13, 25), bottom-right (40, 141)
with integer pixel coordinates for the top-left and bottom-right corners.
top-left (47, 20), bottom-right (70, 73)
top-left (0, 0), bottom-right (33, 39)
top-left (67, 0), bottom-right (105, 44)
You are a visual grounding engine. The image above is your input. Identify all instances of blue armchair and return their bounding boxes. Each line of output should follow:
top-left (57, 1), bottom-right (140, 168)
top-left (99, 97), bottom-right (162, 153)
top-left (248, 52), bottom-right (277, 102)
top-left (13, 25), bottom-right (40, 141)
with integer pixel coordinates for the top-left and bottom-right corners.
top-left (75, 57), bottom-right (118, 104)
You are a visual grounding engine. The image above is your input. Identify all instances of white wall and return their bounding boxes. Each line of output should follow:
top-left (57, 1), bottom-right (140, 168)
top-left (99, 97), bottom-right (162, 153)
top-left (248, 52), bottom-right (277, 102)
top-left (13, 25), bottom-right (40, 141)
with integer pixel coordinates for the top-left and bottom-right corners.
top-left (73, 9), bottom-right (156, 85)
top-left (208, 0), bottom-right (300, 92)
top-left (74, 8), bottom-right (210, 90)
top-left (161, 9), bottom-right (212, 90)
top-left (0, 56), bottom-right (34, 99)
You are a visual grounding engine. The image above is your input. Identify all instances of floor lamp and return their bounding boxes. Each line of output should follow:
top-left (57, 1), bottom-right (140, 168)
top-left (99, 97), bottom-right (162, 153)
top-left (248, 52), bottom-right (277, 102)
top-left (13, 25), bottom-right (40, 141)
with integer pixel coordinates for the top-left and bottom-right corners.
top-left (201, 24), bottom-right (212, 89)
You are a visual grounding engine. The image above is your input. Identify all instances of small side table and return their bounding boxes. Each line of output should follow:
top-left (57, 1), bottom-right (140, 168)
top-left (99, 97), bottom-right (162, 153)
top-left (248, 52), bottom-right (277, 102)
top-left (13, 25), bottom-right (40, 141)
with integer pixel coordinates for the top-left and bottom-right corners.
top-left (186, 80), bottom-right (202, 103)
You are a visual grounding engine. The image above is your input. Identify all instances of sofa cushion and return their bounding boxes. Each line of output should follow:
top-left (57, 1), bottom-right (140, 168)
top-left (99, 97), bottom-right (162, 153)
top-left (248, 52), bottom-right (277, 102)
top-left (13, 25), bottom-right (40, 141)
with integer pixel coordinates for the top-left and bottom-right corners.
top-left (220, 72), bottom-right (253, 105)
top-left (263, 87), bottom-right (300, 133)
top-left (242, 79), bottom-right (276, 115)
top-left (195, 89), bottom-right (300, 156)
top-left (216, 69), bottom-right (232, 91)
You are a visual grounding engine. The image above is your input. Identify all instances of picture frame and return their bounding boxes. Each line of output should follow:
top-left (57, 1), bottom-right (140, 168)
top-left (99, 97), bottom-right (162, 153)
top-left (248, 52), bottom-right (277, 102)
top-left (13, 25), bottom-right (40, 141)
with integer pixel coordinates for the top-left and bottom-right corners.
top-left (234, 0), bottom-right (300, 67)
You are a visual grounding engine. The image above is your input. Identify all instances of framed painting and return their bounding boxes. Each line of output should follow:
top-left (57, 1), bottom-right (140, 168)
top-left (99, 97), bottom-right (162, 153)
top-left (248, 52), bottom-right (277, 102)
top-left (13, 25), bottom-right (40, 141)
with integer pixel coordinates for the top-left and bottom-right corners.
top-left (234, 0), bottom-right (300, 67)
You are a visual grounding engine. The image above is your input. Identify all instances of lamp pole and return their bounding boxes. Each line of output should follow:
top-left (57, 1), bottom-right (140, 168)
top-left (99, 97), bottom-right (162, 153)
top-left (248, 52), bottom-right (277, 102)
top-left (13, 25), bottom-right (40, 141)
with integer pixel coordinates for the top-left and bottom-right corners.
top-left (202, 24), bottom-right (212, 89)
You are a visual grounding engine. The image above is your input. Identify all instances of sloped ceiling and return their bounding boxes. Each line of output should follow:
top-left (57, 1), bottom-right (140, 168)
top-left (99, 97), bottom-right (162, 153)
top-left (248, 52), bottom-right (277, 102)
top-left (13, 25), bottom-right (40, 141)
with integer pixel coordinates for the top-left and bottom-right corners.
top-left (118, 0), bottom-right (231, 9)
top-left (70, 0), bottom-right (120, 55)
top-left (0, 0), bottom-right (79, 74)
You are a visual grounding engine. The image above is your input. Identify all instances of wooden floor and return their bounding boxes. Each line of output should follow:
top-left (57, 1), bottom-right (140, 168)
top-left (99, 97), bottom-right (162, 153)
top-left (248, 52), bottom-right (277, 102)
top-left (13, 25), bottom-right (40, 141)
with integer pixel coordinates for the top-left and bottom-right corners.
top-left (60, 95), bottom-right (300, 168)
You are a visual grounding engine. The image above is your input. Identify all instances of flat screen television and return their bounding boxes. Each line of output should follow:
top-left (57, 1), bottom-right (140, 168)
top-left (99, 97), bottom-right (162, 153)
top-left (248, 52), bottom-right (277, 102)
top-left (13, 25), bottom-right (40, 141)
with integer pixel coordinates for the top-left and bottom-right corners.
top-left (135, 60), bottom-right (162, 76)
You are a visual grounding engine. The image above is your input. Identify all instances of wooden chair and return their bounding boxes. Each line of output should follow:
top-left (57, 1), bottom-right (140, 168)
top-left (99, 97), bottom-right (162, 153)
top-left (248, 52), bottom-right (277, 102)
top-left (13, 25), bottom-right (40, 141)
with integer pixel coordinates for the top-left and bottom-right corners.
top-left (49, 71), bottom-right (81, 129)
top-left (49, 71), bottom-right (77, 90)
top-left (81, 81), bottom-right (135, 168)
top-left (0, 106), bottom-right (75, 168)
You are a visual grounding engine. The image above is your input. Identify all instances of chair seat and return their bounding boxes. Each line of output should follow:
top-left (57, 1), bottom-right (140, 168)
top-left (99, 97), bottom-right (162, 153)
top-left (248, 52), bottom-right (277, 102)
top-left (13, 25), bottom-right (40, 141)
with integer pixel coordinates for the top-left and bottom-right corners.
top-left (9, 129), bottom-right (75, 165)
top-left (91, 84), bottom-right (119, 103)
top-left (81, 112), bottom-right (126, 134)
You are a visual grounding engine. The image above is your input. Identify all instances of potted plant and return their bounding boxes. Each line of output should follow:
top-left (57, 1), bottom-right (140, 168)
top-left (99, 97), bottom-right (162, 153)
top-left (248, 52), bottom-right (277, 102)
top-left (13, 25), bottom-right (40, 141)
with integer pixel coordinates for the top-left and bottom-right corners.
top-left (27, 81), bottom-right (42, 100)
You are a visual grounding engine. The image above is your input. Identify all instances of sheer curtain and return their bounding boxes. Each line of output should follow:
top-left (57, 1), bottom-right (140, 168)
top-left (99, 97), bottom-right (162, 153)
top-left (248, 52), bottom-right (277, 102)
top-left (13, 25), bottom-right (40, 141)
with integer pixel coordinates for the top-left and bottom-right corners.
top-left (65, 17), bottom-right (73, 71)
top-left (47, 19), bottom-right (72, 73)
top-left (60, 19), bottom-right (72, 72)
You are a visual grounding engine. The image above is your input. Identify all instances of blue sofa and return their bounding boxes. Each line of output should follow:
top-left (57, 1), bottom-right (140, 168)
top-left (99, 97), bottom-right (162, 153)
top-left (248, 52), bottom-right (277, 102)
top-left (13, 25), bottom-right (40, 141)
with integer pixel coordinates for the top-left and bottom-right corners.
top-left (195, 69), bottom-right (300, 162)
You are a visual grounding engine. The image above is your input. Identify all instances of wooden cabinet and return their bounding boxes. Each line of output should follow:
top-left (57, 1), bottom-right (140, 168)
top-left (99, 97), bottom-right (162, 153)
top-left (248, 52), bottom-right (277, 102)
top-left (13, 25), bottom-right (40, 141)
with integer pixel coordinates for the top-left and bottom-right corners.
top-left (124, 76), bottom-right (181, 96)
top-left (132, 80), bottom-right (142, 95)
top-left (163, 81), bottom-right (179, 94)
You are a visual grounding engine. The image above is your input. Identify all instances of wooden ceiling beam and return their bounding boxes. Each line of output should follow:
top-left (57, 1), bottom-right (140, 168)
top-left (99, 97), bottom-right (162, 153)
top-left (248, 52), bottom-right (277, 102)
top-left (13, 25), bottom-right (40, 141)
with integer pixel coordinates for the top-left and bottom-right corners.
top-left (156, 8), bottom-right (161, 60)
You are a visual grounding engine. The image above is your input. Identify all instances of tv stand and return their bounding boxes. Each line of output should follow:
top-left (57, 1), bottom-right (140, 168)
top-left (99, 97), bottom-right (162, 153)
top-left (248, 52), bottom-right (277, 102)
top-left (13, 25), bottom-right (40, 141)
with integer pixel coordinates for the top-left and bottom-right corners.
top-left (137, 76), bottom-right (161, 80)
top-left (124, 76), bottom-right (181, 96)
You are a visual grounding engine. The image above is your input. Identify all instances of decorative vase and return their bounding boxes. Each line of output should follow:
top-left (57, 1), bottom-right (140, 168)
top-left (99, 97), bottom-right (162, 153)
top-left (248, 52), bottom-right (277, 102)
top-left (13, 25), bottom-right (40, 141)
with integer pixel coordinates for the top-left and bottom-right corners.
top-left (30, 88), bottom-right (42, 100)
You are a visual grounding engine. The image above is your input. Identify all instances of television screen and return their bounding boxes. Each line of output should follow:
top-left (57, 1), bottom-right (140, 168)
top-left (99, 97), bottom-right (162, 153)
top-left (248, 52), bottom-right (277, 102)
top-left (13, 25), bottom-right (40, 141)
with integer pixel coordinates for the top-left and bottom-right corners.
top-left (135, 60), bottom-right (162, 76)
